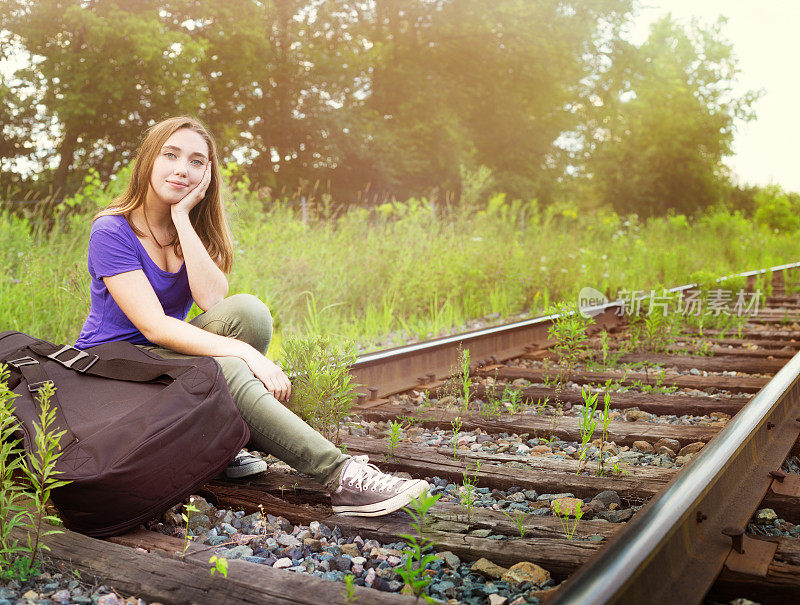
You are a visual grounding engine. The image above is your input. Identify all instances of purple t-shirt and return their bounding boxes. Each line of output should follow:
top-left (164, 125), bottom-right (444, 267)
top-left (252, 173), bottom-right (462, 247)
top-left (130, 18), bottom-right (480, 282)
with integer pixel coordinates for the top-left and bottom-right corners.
top-left (75, 214), bottom-right (194, 348)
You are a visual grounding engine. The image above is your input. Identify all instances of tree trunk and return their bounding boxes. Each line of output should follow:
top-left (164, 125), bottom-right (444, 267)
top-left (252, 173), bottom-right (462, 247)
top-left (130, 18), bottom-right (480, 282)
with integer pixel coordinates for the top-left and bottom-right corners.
top-left (53, 127), bottom-right (78, 195)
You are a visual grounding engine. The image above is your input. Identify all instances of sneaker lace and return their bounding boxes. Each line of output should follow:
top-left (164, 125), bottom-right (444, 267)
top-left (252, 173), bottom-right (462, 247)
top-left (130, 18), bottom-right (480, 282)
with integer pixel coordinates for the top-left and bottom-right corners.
top-left (345, 455), bottom-right (405, 492)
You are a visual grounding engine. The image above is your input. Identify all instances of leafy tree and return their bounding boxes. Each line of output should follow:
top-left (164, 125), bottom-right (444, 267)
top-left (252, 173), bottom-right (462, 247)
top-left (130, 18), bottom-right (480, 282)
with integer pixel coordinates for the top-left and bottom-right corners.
top-left (161, 0), bottom-right (373, 196)
top-left (0, 29), bottom-right (42, 194)
top-left (584, 15), bottom-right (759, 216)
top-left (332, 0), bottom-right (633, 203)
top-left (2, 0), bottom-right (209, 194)
top-left (753, 185), bottom-right (800, 232)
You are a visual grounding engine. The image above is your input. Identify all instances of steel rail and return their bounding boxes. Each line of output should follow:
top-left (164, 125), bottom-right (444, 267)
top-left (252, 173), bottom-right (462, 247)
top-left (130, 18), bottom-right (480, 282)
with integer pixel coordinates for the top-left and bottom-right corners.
top-left (550, 333), bottom-right (800, 604)
top-left (351, 260), bottom-right (800, 398)
top-left (348, 260), bottom-right (800, 603)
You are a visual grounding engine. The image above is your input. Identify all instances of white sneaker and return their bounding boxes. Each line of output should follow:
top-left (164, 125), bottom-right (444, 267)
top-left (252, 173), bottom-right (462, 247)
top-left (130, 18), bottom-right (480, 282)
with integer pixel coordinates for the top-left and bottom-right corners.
top-left (225, 450), bottom-right (268, 478)
top-left (330, 455), bottom-right (430, 517)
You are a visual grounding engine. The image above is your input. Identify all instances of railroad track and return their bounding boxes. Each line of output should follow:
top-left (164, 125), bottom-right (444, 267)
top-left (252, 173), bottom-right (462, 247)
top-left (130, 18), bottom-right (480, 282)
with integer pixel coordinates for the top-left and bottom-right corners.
top-left (21, 264), bottom-right (800, 605)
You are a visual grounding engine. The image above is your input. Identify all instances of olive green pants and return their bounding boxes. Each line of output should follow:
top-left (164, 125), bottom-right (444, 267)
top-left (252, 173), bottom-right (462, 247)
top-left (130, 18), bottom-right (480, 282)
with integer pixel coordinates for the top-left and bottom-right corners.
top-left (138, 294), bottom-right (347, 490)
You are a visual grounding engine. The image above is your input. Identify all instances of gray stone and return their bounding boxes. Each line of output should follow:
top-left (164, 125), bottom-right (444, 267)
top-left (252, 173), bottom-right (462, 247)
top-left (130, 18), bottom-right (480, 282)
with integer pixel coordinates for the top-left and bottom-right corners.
top-left (303, 538), bottom-right (323, 552)
top-left (618, 451), bottom-right (642, 462)
top-left (330, 555), bottom-right (352, 572)
top-left (436, 550), bottom-right (461, 569)
top-left (431, 580), bottom-right (456, 594)
top-left (592, 490), bottom-right (621, 509)
top-left (537, 492), bottom-right (575, 502)
top-left (507, 491), bottom-right (527, 503)
top-left (219, 545), bottom-right (253, 559)
top-left (277, 534), bottom-right (301, 548)
top-left (625, 409), bottom-right (653, 422)
top-left (523, 489), bottom-right (538, 501)
top-left (51, 590), bottom-right (71, 605)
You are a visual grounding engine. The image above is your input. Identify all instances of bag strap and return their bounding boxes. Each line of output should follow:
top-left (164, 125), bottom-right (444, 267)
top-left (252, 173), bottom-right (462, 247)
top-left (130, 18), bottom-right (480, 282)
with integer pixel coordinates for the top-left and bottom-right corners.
top-left (14, 361), bottom-right (77, 449)
top-left (23, 342), bottom-right (193, 382)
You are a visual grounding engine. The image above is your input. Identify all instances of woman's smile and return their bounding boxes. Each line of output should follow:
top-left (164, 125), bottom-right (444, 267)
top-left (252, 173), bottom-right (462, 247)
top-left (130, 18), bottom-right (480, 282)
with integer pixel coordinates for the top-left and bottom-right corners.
top-left (147, 128), bottom-right (210, 205)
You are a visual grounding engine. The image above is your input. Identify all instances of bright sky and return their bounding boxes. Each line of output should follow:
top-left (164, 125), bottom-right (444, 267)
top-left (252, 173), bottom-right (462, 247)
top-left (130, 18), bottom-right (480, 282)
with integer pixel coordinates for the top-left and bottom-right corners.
top-left (626, 0), bottom-right (800, 192)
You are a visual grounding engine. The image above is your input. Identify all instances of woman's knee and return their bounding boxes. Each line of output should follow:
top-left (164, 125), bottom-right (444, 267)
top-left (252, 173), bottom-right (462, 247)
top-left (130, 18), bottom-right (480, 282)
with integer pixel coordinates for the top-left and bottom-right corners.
top-left (223, 293), bottom-right (274, 354)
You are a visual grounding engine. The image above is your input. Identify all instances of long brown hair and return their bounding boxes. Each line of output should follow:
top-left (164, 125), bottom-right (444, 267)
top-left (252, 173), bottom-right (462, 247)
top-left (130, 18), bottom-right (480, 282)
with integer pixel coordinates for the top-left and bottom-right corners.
top-left (95, 116), bottom-right (233, 273)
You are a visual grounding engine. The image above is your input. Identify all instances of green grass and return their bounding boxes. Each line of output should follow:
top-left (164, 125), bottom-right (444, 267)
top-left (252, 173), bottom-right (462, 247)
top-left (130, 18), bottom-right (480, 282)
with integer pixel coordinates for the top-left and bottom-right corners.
top-left (3, 176), bottom-right (800, 357)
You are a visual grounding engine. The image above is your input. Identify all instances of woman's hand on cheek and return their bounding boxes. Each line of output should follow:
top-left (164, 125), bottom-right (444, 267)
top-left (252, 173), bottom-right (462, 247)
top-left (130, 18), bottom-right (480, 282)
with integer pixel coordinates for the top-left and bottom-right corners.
top-left (171, 162), bottom-right (211, 218)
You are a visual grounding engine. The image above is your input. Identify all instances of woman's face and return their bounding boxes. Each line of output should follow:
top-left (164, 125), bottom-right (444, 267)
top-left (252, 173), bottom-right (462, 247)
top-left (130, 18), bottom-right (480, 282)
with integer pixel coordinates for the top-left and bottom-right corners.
top-left (147, 128), bottom-right (211, 207)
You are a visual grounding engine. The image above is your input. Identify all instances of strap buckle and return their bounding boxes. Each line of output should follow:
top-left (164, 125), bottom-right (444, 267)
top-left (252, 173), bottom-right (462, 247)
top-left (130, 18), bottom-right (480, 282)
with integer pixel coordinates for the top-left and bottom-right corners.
top-left (47, 345), bottom-right (99, 373)
top-left (7, 356), bottom-right (38, 368)
top-left (28, 380), bottom-right (53, 393)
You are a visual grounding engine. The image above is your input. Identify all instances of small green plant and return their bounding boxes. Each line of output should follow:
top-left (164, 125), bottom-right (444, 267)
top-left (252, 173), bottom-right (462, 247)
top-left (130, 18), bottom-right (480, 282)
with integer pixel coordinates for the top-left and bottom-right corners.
top-left (553, 499), bottom-right (584, 540)
top-left (457, 345), bottom-right (471, 411)
top-left (280, 334), bottom-right (360, 445)
top-left (20, 381), bottom-right (72, 576)
top-left (396, 492), bottom-right (441, 604)
top-left (577, 388), bottom-right (600, 473)
top-left (343, 573), bottom-right (359, 603)
top-left (611, 460), bottom-right (629, 476)
top-left (629, 296), bottom-right (680, 354)
top-left (548, 303), bottom-right (593, 369)
top-left (450, 416), bottom-right (463, 459)
top-left (480, 386), bottom-right (503, 419)
top-left (386, 420), bottom-right (405, 460)
top-left (587, 329), bottom-right (624, 370)
top-left (597, 392), bottom-right (612, 477)
top-left (639, 370), bottom-right (677, 394)
top-left (180, 499), bottom-right (199, 556)
top-left (534, 396), bottom-right (550, 415)
top-left (549, 400), bottom-right (563, 434)
top-left (503, 386), bottom-right (524, 414)
top-left (690, 338), bottom-right (712, 356)
top-left (0, 367), bottom-right (32, 581)
top-left (459, 460), bottom-right (481, 529)
top-left (209, 554), bottom-right (229, 578)
top-left (500, 509), bottom-right (533, 538)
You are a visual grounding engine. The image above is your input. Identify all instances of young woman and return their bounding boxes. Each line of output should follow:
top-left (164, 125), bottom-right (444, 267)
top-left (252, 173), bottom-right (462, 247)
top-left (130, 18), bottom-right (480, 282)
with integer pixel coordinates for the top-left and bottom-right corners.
top-left (74, 116), bottom-right (428, 517)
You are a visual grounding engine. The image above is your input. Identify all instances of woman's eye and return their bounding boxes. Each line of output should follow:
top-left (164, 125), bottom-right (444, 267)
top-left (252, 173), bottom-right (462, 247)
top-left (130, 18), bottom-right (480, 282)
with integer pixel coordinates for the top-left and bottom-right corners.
top-left (192, 159), bottom-right (204, 166)
top-left (165, 152), bottom-right (176, 159)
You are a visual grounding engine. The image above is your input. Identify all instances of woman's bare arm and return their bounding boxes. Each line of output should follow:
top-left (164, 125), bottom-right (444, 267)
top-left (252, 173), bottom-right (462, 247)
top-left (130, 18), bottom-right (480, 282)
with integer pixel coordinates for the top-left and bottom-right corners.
top-left (170, 163), bottom-right (228, 311)
top-left (104, 269), bottom-right (290, 401)
top-left (172, 210), bottom-right (229, 311)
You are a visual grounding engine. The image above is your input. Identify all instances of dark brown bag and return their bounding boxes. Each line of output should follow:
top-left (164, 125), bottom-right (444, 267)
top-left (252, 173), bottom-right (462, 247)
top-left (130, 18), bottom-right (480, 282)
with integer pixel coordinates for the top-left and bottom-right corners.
top-left (0, 330), bottom-right (249, 537)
